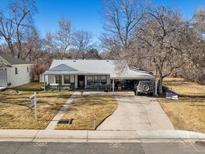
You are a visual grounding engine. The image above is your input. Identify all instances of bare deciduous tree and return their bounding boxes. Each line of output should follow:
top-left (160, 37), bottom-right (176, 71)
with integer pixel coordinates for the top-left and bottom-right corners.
top-left (136, 7), bottom-right (188, 93)
top-left (0, 0), bottom-right (36, 59)
top-left (72, 30), bottom-right (92, 59)
top-left (24, 27), bottom-right (42, 62)
top-left (85, 48), bottom-right (102, 59)
top-left (43, 32), bottom-right (57, 53)
top-left (55, 18), bottom-right (72, 59)
top-left (102, 0), bottom-right (146, 57)
top-left (180, 9), bottom-right (205, 83)
top-left (0, 11), bottom-right (15, 56)
top-left (193, 8), bottom-right (205, 33)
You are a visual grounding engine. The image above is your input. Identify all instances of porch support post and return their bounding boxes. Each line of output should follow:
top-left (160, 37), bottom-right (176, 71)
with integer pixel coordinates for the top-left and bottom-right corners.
top-left (61, 74), bottom-right (64, 89)
top-left (84, 75), bottom-right (87, 89)
top-left (155, 79), bottom-right (158, 96)
top-left (112, 79), bottom-right (115, 95)
top-left (44, 74), bottom-right (46, 91)
top-left (75, 75), bottom-right (78, 89)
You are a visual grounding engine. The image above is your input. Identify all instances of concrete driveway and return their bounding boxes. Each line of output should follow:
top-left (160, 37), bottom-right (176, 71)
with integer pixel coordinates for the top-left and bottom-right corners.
top-left (97, 94), bottom-right (174, 131)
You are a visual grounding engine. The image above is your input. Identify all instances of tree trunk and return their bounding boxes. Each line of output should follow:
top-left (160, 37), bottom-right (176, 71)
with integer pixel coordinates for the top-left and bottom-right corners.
top-left (158, 78), bottom-right (163, 94)
top-left (8, 41), bottom-right (15, 56)
top-left (158, 71), bottom-right (163, 94)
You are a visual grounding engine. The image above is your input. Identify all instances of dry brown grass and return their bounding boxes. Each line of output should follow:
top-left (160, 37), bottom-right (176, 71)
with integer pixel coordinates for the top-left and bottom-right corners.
top-left (56, 95), bottom-right (118, 130)
top-left (0, 89), bottom-right (72, 129)
top-left (159, 78), bottom-right (205, 133)
top-left (13, 82), bottom-right (43, 91)
top-left (163, 78), bottom-right (205, 96)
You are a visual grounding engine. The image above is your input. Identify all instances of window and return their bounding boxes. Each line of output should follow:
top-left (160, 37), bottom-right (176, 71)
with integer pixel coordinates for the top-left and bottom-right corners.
top-left (27, 66), bottom-right (29, 72)
top-left (94, 76), bottom-right (100, 83)
top-left (55, 75), bottom-right (61, 84)
top-left (87, 76), bottom-right (93, 85)
top-left (87, 75), bottom-right (107, 85)
top-left (64, 75), bottom-right (70, 84)
top-left (15, 68), bottom-right (18, 75)
top-left (101, 76), bottom-right (107, 84)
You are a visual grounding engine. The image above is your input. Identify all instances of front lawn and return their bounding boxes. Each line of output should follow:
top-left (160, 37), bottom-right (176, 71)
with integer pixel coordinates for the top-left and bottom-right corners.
top-left (56, 95), bottom-right (118, 130)
top-left (159, 78), bottom-right (205, 133)
top-left (0, 89), bottom-right (72, 129)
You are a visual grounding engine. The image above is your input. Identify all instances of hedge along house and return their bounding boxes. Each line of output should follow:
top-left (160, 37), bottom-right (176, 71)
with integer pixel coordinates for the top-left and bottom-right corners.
top-left (0, 54), bottom-right (33, 88)
top-left (43, 59), bottom-right (154, 91)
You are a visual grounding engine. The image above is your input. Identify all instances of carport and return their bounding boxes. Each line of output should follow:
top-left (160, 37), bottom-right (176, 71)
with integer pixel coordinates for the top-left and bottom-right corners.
top-left (110, 69), bottom-right (155, 93)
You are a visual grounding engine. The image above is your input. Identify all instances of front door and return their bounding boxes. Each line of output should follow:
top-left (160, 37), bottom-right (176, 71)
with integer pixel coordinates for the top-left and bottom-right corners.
top-left (55, 75), bottom-right (62, 85)
top-left (78, 75), bottom-right (85, 89)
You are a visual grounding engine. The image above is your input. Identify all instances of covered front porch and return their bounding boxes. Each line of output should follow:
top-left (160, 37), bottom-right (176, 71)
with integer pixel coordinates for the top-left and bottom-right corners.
top-left (43, 73), bottom-right (111, 90)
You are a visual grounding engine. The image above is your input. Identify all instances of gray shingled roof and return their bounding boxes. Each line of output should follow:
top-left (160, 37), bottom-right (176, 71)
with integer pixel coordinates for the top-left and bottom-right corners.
top-left (0, 56), bottom-right (11, 67)
top-left (49, 64), bottom-right (77, 71)
top-left (0, 54), bottom-right (31, 65)
top-left (45, 59), bottom-right (154, 79)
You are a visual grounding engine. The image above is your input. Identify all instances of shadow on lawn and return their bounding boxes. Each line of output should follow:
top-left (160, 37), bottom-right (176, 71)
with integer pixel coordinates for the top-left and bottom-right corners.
top-left (162, 84), bottom-right (205, 99)
top-left (178, 95), bottom-right (205, 99)
top-left (37, 95), bottom-right (70, 99)
top-left (164, 81), bottom-right (191, 86)
top-left (190, 104), bottom-right (205, 107)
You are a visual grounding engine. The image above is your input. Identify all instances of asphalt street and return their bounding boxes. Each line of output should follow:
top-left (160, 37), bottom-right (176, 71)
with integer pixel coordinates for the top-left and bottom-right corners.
top-left (0, 142), bottom-right (205, 154)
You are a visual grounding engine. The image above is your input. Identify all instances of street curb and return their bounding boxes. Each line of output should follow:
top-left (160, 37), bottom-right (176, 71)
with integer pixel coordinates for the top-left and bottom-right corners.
top-left (0, 130), bottom-right (205, 143)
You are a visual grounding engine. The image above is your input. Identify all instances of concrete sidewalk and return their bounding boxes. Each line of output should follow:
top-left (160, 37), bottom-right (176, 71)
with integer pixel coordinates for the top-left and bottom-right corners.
top-left (0, 129), bottom-right (205, 143)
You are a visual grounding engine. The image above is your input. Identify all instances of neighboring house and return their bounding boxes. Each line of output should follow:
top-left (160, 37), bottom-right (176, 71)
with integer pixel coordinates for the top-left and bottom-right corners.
top-left (44, 59), bottom-right (154, 91)
top-left (0, 54), bottom-right (33, 87)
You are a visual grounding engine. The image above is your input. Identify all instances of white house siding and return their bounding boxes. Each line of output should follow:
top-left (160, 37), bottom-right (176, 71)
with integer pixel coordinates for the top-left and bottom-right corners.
top-left (40, 74), bottom-right (48, 83)
top-left (7, 64), bottom-right (32, 87)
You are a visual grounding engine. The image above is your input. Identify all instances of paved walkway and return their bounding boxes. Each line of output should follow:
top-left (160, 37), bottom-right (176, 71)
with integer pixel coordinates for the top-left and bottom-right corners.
top-left (46, 91), bottom-right (80, 130)
top-left (97, 95), bottom-right (174, 131)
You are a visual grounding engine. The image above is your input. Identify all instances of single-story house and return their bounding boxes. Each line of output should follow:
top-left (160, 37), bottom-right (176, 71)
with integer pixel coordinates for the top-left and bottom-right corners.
top-left (43, 59), bottom-right (154, 91)
top-left (0, 54), bottom-right (33, 88)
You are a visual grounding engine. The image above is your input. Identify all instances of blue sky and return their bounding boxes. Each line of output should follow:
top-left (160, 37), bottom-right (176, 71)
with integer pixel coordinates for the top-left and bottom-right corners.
top-left (1, 0), bottom-right (205, 42)
top-left (34, 0), bottom-right (104, 40)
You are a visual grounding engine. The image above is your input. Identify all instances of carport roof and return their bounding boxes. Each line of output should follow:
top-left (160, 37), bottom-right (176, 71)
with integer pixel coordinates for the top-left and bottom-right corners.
top-left (44, 60), bottom-right (154, 79)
